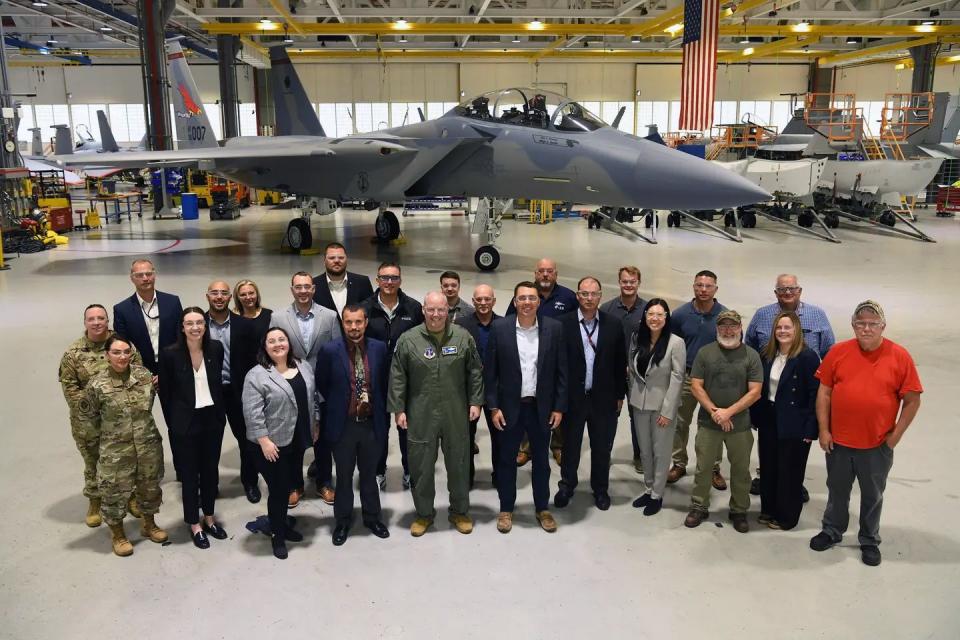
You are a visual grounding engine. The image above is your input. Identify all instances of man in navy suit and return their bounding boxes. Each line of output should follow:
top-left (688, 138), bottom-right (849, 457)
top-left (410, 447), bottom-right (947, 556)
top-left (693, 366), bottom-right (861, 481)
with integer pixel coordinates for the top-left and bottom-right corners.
top-left (113, 259), bottom-right (183, 377)
top-left (312, 242), bottom-right (374, 316)
top-left (554, 277), bottom-right (627, 512)
top-left (315, 304), bottom-right (390, 546)
top-left (485, 281), bottom-right (567, 534)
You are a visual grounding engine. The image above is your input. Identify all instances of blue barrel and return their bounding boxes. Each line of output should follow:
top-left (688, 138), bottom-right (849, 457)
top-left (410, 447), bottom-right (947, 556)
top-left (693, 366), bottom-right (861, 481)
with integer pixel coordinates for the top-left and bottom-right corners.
top-left (181, 192), bottom-right (199, 220)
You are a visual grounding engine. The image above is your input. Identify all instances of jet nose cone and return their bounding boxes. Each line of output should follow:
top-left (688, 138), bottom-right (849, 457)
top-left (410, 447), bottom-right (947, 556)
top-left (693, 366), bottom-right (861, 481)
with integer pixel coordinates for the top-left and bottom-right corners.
top-left (629, 139), bottom-right (771, 210)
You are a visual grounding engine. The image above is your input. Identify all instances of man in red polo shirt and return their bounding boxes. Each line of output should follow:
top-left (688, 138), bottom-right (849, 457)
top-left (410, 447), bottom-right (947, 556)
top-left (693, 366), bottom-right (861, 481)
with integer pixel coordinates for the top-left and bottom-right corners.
top-left (809, 300), bottom-right (922, 567)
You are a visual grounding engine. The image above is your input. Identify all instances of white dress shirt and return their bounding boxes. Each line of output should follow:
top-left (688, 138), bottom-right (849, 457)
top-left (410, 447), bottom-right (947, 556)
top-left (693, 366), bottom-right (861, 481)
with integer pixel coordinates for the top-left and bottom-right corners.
top-left (327, 275), bottom-right (348, 315)
top-left (578, 309), bottom-right (599, 392)
top-left (137, 292), bottom-right (160, 357)
top-left (378, 294), bottom-right (399, 320)
top-left (768, 353), bottom-right (787, 402)
top-left (193, 361), bottom-right (215, 408)
top-left (516, 319), bottom-right (539, 397)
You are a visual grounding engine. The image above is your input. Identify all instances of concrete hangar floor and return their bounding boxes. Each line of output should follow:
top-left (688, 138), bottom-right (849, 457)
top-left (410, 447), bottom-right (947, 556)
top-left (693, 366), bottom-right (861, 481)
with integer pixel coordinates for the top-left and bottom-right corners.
top-left (1, 203), bottom-right (956, 639)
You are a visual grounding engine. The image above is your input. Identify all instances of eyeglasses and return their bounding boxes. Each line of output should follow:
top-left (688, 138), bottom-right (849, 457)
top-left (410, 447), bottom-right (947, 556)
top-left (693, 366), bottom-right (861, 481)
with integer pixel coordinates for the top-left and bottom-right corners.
top-left (516, 295), bottom-right (539, 303)
top-left (775, 286), bottom-right (801, 294)
top-left (645, 311), bottom-right (666, 318)
top-left (853, 320), bottom-right (883, 330)
top-left (717, 323), bottom-right (740, 330)
top-left (207, 289), bottom-right (230, 296)
top-left (377, 274), bottom-right (400, 282)
top-left (577, 291), bottom-right (601, 299)
top-left (108, 349), bottom-right (132, 356)
top-left (131, 271), bottom-right (155, 279)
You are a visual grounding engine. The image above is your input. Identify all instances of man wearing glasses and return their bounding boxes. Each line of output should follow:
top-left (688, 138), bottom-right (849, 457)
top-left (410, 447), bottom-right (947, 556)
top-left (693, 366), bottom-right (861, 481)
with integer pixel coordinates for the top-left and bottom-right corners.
top-left (363, 262), bottom-right (424, 490)
top-left (745, 274), bottom-right (835, 359)
top-left (554, 277), bottom-right (627, 511)
top-left (600, 265), bottom-right (648, 473)
top-left (113, 259), bottom-right (182, 378)
top-left (810, 300), bottom-right (922, 567)
top-left (667, 270), bottom-right (728, 488)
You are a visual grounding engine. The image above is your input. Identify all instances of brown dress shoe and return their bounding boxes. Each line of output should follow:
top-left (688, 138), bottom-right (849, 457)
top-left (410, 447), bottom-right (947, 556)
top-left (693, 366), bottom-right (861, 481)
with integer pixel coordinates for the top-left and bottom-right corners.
top-left (516, 451), bottom-right (531, 467)
top-left (536, 510), bottom-right (558, 533)
top-left (667, 465), bottom-right (686, 484)
top-left (497, 512), bottom-right (513, 533)
top-left (288, 489), bottom-right (302, 509)
top-left (552, 449), bottom-right (562, 465)
top-left (318, 486), bottom-right (335, 505)
top-left (712, 469), bottom-right (727, 491)
top-left (684, 509), bottom-right (708, 528)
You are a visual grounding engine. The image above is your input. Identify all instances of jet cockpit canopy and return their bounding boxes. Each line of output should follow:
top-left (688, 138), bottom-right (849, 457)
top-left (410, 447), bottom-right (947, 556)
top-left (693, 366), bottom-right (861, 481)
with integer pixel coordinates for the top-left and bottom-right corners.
top-left (454, 88), bottom-right (607, 133)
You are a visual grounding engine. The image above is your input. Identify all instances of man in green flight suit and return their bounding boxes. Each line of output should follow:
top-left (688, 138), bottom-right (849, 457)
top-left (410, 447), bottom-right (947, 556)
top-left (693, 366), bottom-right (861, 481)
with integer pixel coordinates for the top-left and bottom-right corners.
top-left (389, 291), bottom-right (484, 537)
top-left (59, 304), bottom-right (142, 527)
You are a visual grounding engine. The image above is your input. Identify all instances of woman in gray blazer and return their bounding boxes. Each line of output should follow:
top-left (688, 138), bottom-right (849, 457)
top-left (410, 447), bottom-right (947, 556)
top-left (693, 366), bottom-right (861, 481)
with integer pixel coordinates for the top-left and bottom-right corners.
top-left (628, 299), bottom-right (686, 516)
top-left (242, 327), bottom-right (316, 560)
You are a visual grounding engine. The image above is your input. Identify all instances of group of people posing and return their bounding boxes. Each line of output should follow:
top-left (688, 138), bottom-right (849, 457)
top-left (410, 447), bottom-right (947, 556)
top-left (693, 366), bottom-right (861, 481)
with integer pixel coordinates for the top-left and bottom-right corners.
top-left (60, 247), bottom-right (922, 566)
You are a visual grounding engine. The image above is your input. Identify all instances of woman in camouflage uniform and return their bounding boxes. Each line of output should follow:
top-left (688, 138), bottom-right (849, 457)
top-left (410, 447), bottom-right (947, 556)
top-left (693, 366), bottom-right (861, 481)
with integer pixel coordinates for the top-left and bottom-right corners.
top-left (78, 335), bottom-right (168, 557)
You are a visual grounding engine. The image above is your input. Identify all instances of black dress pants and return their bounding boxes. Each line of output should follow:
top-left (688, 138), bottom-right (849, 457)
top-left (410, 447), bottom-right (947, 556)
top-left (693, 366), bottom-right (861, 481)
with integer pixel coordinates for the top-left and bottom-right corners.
top-left (559, 393), bottom-right (618, 495)
top-left (757, 400), bottom-right (811, 530)
top-left (170, 406), bottom-right (224, 525)
top-left (496, 402), bottom-right (551, 512)
top-left (311, 404), bottom-right (334, 489)
top-left (468, 406), bottom-right (497, 485)
top-left (255, 442), bottom-right (300, 538)
top-left (223, 384), bottom-right (259, 489)
top-left (332, 418), bottom-right (382, 525)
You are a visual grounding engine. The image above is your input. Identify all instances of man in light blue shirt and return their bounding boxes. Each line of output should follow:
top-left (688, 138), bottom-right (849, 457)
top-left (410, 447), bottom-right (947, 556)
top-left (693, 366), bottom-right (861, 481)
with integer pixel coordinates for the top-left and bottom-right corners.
top-left (745, 274), bottom-right (835, 359)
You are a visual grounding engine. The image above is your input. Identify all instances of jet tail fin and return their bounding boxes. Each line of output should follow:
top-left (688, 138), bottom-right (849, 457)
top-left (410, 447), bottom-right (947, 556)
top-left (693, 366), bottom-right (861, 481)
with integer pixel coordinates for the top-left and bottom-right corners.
top-left (53, 125), bottom-right (73, 155)
top-left (611, 106), bottom-right (626, 130)
top-left (941, 94), bottom-right (960, 143)
top-left (269, 46), bottom-right (325, 136)
top-left (97, 110), bottom-right (120, 152)
top-left (166, 38), bottom-right (218, 149)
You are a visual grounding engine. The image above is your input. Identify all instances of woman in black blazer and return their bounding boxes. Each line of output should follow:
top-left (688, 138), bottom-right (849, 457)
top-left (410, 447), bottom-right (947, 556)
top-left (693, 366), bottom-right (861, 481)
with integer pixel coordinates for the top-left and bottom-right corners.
top-left (158, 307), bottom-right (228, 549)
top-left (749, 311), bottom-right (820, 531)
top-left (234, 279), bottom-right (273, 340)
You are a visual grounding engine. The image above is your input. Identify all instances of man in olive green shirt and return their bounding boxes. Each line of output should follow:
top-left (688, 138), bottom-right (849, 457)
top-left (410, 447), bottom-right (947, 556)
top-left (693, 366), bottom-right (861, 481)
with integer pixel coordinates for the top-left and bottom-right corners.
top-left (684, 310), bottom-right (762, 533)
top-left (389, 291), bottom-right (484, 537)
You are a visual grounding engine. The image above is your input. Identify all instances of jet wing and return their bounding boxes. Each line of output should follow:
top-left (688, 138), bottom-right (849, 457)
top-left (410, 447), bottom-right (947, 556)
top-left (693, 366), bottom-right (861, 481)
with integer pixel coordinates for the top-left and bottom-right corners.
top-left (57, 142), bottom-right (340, 171)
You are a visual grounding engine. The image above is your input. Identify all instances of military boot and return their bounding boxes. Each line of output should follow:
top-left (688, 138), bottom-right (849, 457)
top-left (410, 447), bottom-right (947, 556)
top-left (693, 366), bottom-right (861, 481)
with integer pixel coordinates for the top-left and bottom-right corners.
top-left (127, 496), bottom-right (142, 518)
top-left (109, 523), bottom-right (133, 557)
top-left (140, 515), bottom-right (168, 543)
top-left (85, 498), bottom-right (102, 528)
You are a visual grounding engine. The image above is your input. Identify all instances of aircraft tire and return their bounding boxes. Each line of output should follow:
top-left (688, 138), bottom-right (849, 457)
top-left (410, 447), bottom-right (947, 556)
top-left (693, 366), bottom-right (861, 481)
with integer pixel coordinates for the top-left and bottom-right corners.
top-left (797, 210), bottom-right (814, 227)
top-left (742, 212), bottom-right (757, 228)
top-left (825, 212), bottom-right (840, 229)
top-left (475, 245), bottom-right (501, 272)
top-left (878, 210), bottom-right (896, 227)
top-left (287, 218), bottom-right (313, 251)
top-left (375, 210), bottom-right (401, 241)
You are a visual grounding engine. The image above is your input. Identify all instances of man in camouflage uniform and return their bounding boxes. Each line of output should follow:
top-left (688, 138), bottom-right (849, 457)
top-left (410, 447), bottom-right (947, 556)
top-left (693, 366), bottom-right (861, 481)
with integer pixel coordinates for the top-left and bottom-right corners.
top-left (78, 335), bottom-right (167, 557)
top-left (59, 305), bottom-right (143, 527)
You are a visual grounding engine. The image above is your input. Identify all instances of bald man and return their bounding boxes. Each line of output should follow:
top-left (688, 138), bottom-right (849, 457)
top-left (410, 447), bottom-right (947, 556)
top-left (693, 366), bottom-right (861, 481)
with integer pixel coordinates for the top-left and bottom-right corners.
top-left (388, 292), bottom-right (484, 536)
top-left (205, 280), bottom-right (262, 502)
top-left (456, 284), bottom-right (502, 487)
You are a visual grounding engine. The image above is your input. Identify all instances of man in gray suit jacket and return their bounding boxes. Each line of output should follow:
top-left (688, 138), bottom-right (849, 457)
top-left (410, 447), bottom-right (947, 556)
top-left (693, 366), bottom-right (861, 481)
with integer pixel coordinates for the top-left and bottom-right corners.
top-left (270, 271), bottom-right (340, 505)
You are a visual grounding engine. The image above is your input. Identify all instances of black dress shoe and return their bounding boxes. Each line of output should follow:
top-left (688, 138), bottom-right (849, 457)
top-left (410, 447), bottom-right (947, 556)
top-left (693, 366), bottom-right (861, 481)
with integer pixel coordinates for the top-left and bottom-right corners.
top-left (332, 524), bottom-right (349, 546)
top-left (594, 492), bottom-right (611, 511)
top-left (364, 521), bottom-right (390, 539)
top-left (202, 521), bottom-right (228, 540)
top-left (192, 530), bottom-right (210, 549)
top-left (271, 536), bottom-right (288, 560)
top-left (284, 527), bottom-right (304, 542)
top-left (643, 498), bottom-right (663, 516)
top-left (861, 544), bottom-right (882, 566)
top-left (632, 494), bottom-right (652, 508)
top-left (553, 489), bottom-right (573, 509)
top-left (801, 485), bottom-right (810, 503)
top-left (749, 477), bottom-right (761, 496)
top-left (307, 460), bottom-right (318, 478)
top-left (245, 485), bottom-right (261, 504)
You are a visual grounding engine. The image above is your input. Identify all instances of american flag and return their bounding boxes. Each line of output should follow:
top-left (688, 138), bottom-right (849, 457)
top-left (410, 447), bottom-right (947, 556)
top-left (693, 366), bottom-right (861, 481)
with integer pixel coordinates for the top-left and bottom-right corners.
top-left (678, 0), bottom-right (719, 131)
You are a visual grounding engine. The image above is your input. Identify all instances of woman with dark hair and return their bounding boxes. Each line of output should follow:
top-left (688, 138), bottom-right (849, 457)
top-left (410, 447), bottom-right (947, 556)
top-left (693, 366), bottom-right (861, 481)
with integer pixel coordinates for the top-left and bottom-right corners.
top-left (234, 279), bottom-right (273, 340)
top-left (749, 311), bottom-right (820, 530)
top-left (627, 299), bottom-right (686, 516)
top-left (242, 326), bottom-right (316, 559)
top-left (158, 307), bottom-right (228, 549)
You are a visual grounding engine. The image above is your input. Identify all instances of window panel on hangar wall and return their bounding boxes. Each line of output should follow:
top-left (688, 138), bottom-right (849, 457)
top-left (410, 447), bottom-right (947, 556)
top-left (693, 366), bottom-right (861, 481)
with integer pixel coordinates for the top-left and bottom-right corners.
top-left (16, 105), bottom-right (34, 145)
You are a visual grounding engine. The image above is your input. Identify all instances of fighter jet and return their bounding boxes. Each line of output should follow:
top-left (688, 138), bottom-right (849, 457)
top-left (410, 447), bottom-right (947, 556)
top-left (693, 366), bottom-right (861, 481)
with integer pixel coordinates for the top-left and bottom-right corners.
top-left (61, 44), bottom-right (770, 259)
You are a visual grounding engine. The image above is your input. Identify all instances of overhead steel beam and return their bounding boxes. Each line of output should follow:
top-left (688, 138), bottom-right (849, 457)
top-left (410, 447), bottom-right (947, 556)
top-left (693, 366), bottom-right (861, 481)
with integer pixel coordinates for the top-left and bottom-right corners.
top-left (718, 36), bottom-right (818, 63)
top-left (323, 0), bottom-right (359, 51)
top-left (817, 35), bottom-right (944, 65)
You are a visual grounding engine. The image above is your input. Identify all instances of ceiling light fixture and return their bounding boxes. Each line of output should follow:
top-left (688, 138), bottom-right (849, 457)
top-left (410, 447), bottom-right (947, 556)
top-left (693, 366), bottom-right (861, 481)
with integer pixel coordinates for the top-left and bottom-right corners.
top-left (512, 35), bottom-right (520, 43)
top-left (284, 35), bottom-right (294, 44)
top-left (529, 19), bottom-right (544, 30)
top-left (398, 35), bottom-right (407, 43)
top-left (259, 18), bottom-right (272, 24)
top-left (99, 26), bottom-right (113, 32)
top-left (396, 18), bottom-right (408, 27)
top-left (846, 36), bottom-right (859, 44)
top-left (664, 23), bottom-right (683, 35)
top-left (742, 47), bottom-right (755, 56)
top-left (47, 38), bottom-right (58, 45)
top-left (921, 19), bottom-right (935, 26)
top-left (32, 1), bottom-right (49, 6)
top-left (740, 36), bottom-right (750, 44)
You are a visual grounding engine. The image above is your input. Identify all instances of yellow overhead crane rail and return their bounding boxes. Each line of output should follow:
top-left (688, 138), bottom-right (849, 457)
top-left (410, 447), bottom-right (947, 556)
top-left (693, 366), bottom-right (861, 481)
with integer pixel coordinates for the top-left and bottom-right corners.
top-left (200, 21), bottom-right (960, 39)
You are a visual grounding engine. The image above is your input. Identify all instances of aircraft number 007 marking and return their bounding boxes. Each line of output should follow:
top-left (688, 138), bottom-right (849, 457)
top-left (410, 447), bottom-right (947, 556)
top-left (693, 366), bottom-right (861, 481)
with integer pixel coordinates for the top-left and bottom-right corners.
top-left (187, 126), bottom-right (206, 142)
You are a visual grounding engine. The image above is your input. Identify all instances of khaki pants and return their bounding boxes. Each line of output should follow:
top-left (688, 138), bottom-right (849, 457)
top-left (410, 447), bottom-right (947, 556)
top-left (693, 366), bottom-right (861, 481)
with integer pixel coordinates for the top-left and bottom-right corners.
top-left (689, 427), bottom-right (754, 514)
top-left (671, 374), bottom-right (721, 471)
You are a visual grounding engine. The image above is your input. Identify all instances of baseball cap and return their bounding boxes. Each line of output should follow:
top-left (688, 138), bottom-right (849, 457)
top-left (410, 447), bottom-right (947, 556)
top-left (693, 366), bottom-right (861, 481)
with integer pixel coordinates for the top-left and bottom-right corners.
top-left (853, 300), bottom-right (885, 322)
top-left (716, 310), bottom-right (742, 325)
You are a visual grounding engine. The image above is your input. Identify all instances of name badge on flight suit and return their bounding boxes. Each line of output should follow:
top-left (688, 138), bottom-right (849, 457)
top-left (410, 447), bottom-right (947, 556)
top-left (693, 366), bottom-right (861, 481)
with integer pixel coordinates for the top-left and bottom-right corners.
top-left (442, 346), bottom-right (458, 356)
top-left (424, 346), bottom-right (436, 359)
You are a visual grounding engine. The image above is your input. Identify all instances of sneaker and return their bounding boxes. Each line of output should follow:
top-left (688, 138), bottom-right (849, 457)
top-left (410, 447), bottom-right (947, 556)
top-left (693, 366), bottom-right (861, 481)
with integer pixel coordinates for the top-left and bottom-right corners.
top-left (667, 465), bottom-right (686, 484)
top-left (757, 513), bottom-right (774, 525)
top-left (728, 512), bottom-right (749, 533)
top-left (809, 531), bottom-right (839, 552)
top-left (402, 473), bottom-right (411, 490)
top-left (712, 468), bottom-right (727, 491)
top-left (448, 514), bottom-right (474, 534)
top-left (860, 544), bottom-right (882, 566)
top-left (643, 498), bottom-right (663, 516)
top-left (684, 508), bottom-right (708, 528)
top-left (632, 494), bottom-right (652, 509)
top-left (766, 520), bottom-right (782, 530)
top-left (376, 474), bottom-right (386, 491)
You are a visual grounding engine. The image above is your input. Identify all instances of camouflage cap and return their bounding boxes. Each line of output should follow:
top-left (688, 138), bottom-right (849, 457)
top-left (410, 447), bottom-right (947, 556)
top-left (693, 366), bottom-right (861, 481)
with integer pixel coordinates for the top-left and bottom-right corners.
top-left (853, 300), bottom-right (885, 323)
top-left (716, 309), bottom-right (742, 325)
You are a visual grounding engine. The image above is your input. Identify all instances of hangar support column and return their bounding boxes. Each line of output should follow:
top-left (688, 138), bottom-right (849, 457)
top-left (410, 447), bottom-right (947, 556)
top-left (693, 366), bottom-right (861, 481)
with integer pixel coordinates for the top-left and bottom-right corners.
top-left (217, 0), bottom-right (240, 139)
top-left (137, 0), bottom-right (174, 151)
top-left (910, 43), bottom-right (940, 94)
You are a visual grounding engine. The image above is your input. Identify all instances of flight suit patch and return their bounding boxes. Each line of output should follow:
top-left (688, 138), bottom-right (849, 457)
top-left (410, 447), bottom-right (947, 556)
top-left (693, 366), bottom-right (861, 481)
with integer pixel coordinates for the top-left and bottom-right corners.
top-left (424, 347), bottom-right (436, 359)
top-left (442, 346), bottom-right (458, 355)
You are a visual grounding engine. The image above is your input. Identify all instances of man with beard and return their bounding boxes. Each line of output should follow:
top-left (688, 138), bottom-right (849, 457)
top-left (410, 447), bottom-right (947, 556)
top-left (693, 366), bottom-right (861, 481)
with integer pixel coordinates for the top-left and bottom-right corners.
top-left (312, 243), bottom-right (374, 316)
top-left (683, 310), bottom-right (762, 533)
